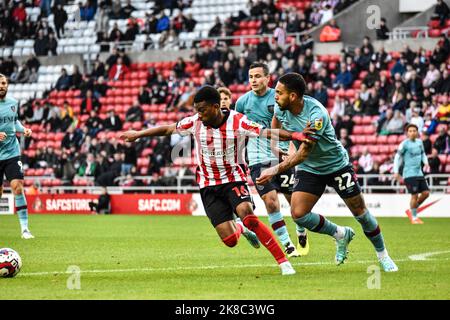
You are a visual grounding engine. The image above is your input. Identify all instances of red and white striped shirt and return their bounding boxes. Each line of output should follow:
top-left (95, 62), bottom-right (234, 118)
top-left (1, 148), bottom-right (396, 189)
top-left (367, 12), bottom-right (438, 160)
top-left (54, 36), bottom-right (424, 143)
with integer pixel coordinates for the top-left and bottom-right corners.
top-left (176, 110), bottom-right (263, 189)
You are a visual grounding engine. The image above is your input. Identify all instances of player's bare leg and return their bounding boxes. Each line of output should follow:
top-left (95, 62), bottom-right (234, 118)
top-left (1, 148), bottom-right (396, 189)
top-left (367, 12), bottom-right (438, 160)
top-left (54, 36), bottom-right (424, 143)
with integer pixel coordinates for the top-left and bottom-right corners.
top-left (215, 220), bottom-right (245, 248)
top-left (290, 192), bottom-right (353, 265)
top-left (343, 194), bottom-right (398, 272)
top-left (235, 202), bottom-right (295, 275)
top-left (262, 190), bottom-right (299, 257)
top-left (283, 193), bottom-right (309, 256)
top-left (410, 190), bottom-right (430, 223)
top-left (10, 179), bottom-right (34, 239)
top-left (407, 194), bottom-right (425, 224)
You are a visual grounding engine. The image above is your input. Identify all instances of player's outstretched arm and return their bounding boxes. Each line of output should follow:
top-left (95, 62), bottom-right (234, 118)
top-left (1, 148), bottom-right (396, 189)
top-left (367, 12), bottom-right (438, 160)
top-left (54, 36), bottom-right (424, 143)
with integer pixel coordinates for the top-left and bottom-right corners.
top-left (256, 139), bottom-right (315, 185)
top-left (120, 123), bottom-right (177, 142)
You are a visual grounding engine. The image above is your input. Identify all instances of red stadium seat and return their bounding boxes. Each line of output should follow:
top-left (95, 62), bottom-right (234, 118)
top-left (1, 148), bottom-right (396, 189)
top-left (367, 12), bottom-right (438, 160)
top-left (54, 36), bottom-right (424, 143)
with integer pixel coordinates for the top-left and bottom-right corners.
top-left (353, 126), bottom-right (364, 135)
top-left (132, 122), bottom-right (143, 130)
top-left (352, 115), bottom-right (362, 124)
top-left (368, 145), bottom-right (380, 154)
top-left (387, 135), bottom-right (398, 144)
top-left (365, 135), bottom-right (377, 144)
top-left (363, 126), bottom-right (375, 135)
top-left (378, 145), bottom-right (390, 154)
top-left (376, 135), bottom-right (388, 144)
top-left (446, 164), bottom-right (450, 173)
top-left (362, 116), bottom-right (373, 125)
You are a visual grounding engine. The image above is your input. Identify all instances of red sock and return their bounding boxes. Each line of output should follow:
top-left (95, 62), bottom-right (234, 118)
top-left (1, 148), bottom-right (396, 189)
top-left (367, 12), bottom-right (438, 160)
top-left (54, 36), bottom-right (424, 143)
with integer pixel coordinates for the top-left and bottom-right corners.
top-left (222, 222), bottom-right (243, 247)
top-left (243, 215), bottom-right (287, 264)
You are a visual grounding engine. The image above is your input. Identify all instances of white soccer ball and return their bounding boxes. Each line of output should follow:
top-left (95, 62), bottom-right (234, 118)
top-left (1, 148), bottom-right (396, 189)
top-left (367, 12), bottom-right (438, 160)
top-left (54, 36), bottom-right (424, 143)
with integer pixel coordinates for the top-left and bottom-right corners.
top-left (0, 248), bottom-right (22, 278)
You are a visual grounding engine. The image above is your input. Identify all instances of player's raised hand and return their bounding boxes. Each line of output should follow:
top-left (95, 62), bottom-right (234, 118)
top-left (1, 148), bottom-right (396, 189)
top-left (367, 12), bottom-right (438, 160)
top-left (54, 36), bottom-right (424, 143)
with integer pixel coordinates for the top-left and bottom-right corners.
top-left (120, 130), bottom-right (139, 142)
top-left (256, 167), bottom-right (277, 185)
top-left (24, 128), bottom-right (32, 137)
top-left (0, 132), bottom-right (6, 141)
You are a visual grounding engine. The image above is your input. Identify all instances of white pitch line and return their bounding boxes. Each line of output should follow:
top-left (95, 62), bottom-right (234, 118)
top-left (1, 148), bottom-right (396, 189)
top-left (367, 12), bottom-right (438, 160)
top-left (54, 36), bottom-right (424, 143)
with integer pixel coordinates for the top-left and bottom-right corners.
top-left (18, 256), bottom-right (449, 277)
top-left (408, 250), bottom-right (450, 261)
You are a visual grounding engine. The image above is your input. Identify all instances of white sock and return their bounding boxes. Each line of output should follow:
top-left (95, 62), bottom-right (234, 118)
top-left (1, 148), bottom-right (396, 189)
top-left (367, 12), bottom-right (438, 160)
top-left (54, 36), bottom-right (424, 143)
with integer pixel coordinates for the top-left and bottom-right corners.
top-left (376, 249), bottom-right (389, 260)
top-left (333, 226), bottom-right (346, 240)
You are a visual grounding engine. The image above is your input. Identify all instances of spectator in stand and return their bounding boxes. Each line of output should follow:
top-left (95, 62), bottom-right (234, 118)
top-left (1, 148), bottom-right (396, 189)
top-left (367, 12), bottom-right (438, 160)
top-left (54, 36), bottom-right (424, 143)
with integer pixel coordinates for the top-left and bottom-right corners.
top-left (359, 147), bottom-right (374, 173)
top-left (156, 11), bottom-right (170, 33)
top-left (110, 0), bottom-right (123, 19)
top-left (390, 56), bottom-right (407, 78)
top-left (383, 110), bottom-right (406, 135)
top-left (428, 148), bottom-right (442, 173)
top-left (108, 57), bottom-right (130, 81)
top-left (121, 0), bottom-right (136, 19)
top-left (389, 79), bottom-right (406, 105)
top-left (109, 23), bottom-right (123, 42)
top-left (333, 63), bottom-right (353, 89)
top-left (34, 30), bottom-right (49, 56)
top-left (123, 20), bottom-right (139, 42)
top-left (364, 62), bottom-right (380, 88)
top-left (433, 0), bottom-right (450, 27)
top-left (376, 17), bottom-right (390, 40)
top-left (47, 32), bottom-right (58, 56)
top-left (61, 126), bottom-right (83, 150)
top-left (16, 62), bottom-right (30, 84)
top-left (93, 76), bottom-right (109, 97)
top-left (53, 3), bottom-right (68, 39)
top-left (313, 80), bottom-right (328, 107)
top-left (104, 110), bottom-right (123, 131)
top-left (55, 68), bottom-right (72, 90)
top-left (434, 127), bottom-right (450, 154)
top-left (423, 63), bottom-right (441, 88)
top-left (406, 69), bottom-right (423, 99)
top-left (435, 69), bottom-right (450, 94)
top-left (12, 1), bottom-right (27, 24)
top-left (208, 16), bottom-right (222, 37)
top-left (392, 92), bottom-right (408, 113)
top-left (330, 95), bottom-right (347, 118)
top-left (125, 101), bottom-right (143, 122)
top-left (183, 13), bottom-right (197, 32)
top-left (78, 153), bottom-right (99, 177)
top-left (86, 110), bottom-right (104, 137)
top-left (81, 89), bottom-right (101, 115)
top-left (60, 101), bottom-right (75, 131)
top-left (80, 0), bottom-right (96, 21)
top-left (339, 128), bottom-right (353, 154)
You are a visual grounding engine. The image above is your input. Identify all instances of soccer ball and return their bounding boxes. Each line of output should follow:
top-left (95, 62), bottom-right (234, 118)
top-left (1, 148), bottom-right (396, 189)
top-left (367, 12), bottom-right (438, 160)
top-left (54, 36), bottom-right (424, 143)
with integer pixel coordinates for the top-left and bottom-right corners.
top-left (0, 248), bottom-right (22, 278)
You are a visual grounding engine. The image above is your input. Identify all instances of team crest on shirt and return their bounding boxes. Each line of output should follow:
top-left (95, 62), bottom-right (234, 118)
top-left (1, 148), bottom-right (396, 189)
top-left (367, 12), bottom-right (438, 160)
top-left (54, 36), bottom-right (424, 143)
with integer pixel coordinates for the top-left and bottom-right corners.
top-left (314, 118), bottom-right (323, 130)
top-left (10, 105), bottom-right (15, 112)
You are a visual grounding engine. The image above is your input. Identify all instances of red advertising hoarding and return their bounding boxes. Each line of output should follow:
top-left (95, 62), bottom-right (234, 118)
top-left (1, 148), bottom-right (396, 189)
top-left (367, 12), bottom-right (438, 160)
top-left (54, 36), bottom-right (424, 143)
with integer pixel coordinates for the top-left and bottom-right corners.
top-left (26, 194), bottom-right (195, 215)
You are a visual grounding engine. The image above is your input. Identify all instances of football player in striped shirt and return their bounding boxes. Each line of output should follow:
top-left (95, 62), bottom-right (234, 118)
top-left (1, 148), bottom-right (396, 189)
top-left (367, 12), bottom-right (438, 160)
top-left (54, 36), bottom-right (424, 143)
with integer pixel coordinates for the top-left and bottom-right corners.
top-left (121, 86), bottom-right (315, 275)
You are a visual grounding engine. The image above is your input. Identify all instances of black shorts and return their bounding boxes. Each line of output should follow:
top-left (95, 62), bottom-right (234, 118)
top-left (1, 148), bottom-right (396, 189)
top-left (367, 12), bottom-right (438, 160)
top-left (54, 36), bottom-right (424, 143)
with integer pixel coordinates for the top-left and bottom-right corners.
top-left (0, 156), bottom-right (24, 185)
top-left (200, 181), bottom-right (255, 227)
top-left (250, 162), bottom-right (295, 196)
top-left (404, 177), bottom-right (429, 194)
top-left (293, 164), bottom-right (361, 199)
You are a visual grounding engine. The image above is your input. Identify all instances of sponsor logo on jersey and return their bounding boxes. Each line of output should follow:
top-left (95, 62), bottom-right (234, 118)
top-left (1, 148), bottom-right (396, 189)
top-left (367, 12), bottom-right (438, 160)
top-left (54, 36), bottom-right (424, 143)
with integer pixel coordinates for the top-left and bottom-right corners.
top-left (314, 118), bottom-right (323, 130)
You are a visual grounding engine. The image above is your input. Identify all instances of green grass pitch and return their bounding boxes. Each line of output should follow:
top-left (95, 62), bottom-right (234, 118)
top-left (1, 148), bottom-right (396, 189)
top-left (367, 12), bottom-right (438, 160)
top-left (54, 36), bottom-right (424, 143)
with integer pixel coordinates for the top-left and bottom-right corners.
top-left (1, 214), bottom-right (449, 300)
